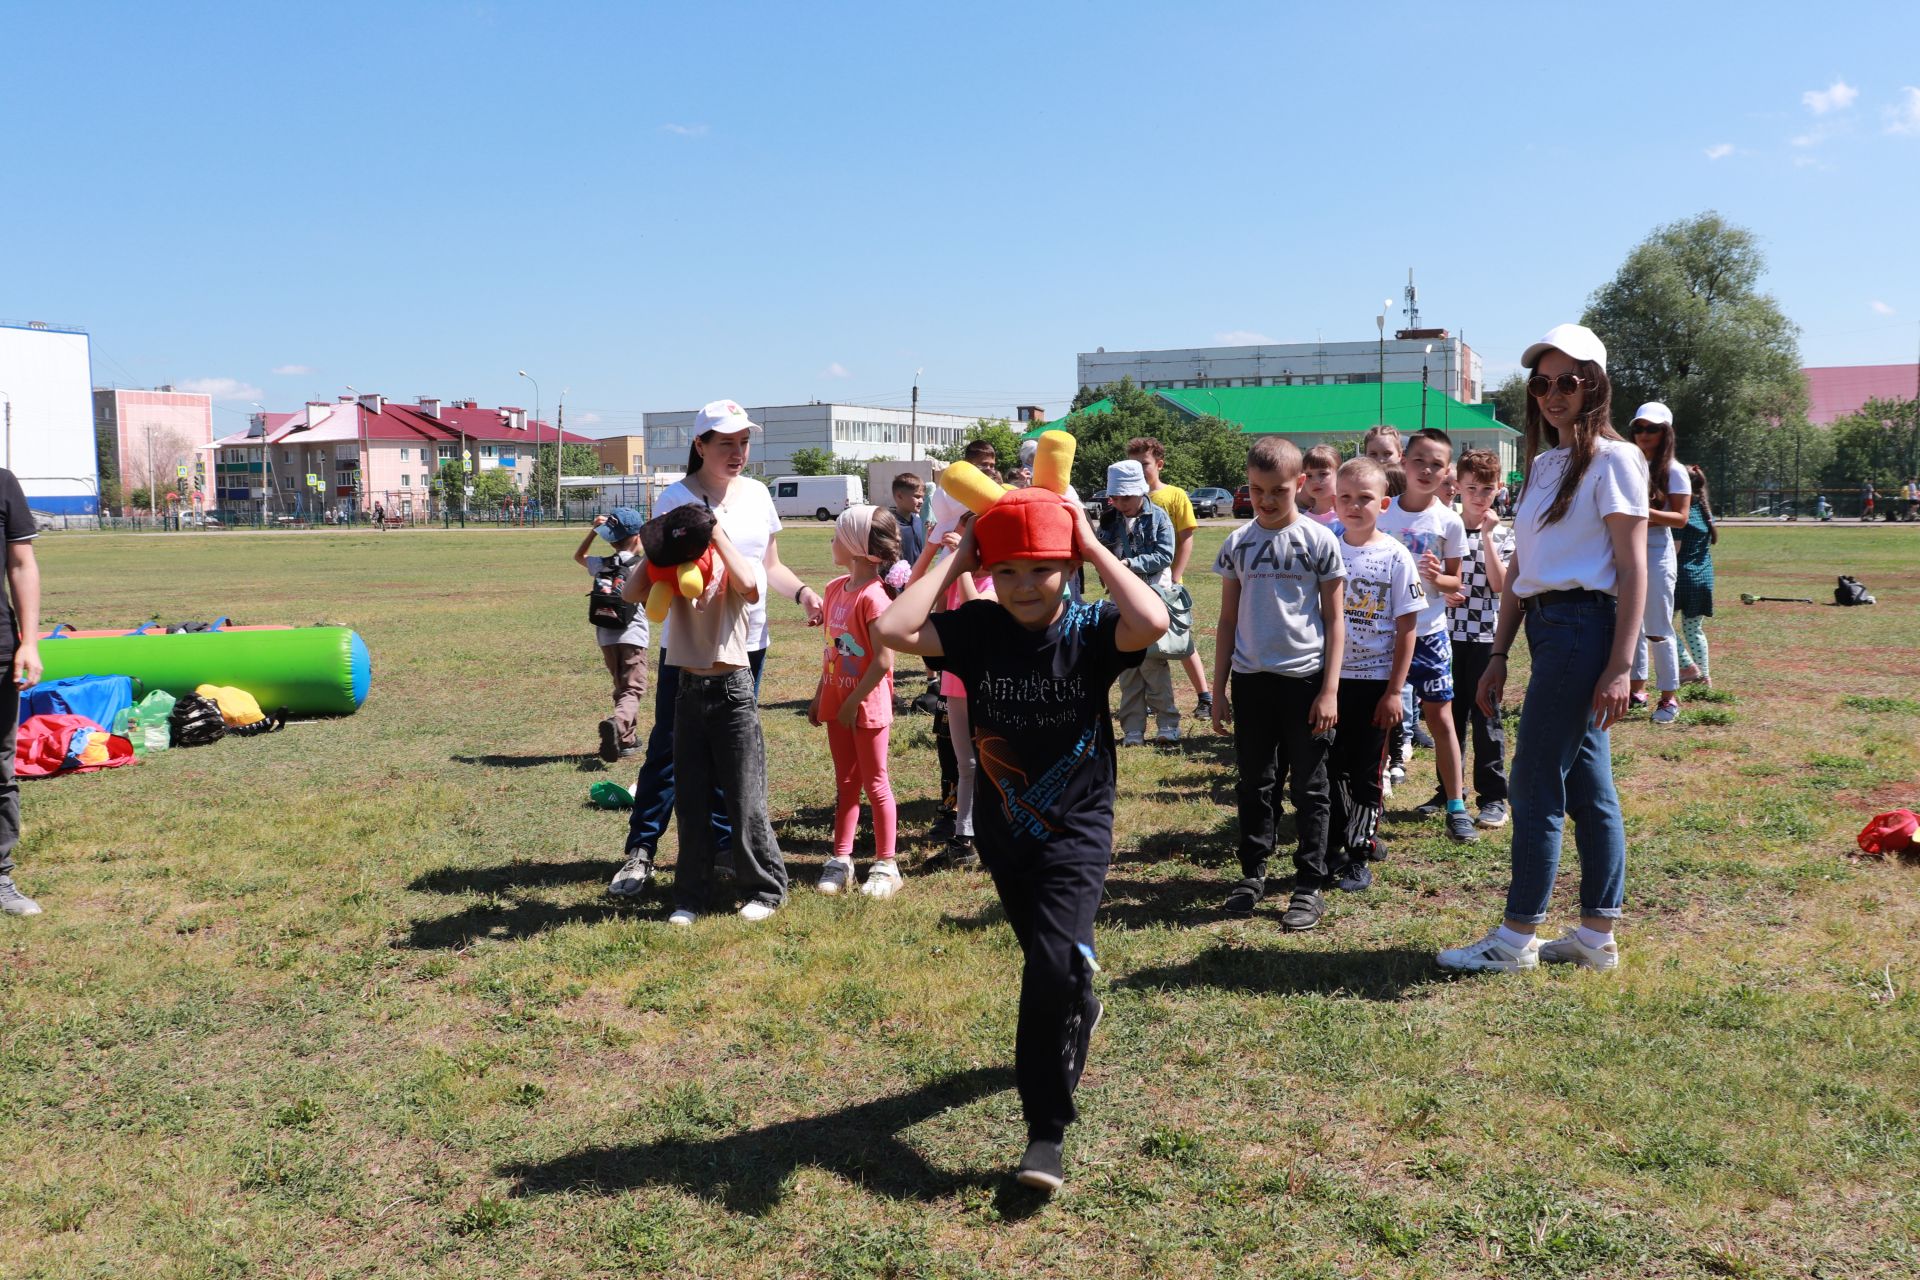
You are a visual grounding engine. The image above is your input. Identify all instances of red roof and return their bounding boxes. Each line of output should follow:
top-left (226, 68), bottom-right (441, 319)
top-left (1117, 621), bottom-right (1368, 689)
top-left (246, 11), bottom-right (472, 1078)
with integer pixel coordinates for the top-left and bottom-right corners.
top-left (1804, 365), bottom-right (1919, 426)
top-left (438, 403), bottom-right (593, 444)
top-left (223, 399), bottom-right (596, 448)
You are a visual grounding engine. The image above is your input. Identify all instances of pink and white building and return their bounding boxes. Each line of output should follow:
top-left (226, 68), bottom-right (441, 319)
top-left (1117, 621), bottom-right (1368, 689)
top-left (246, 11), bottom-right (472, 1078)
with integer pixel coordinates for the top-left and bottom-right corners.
top-left (210, 394), bottom-right (592, 517)
top-left (92, 386), bottom-right (215, 508)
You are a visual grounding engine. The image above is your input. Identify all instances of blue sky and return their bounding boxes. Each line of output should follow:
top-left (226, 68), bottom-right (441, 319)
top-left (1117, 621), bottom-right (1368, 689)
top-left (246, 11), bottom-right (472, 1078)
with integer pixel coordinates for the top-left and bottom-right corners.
top-left (6, 1), bottom-right (1917, 436)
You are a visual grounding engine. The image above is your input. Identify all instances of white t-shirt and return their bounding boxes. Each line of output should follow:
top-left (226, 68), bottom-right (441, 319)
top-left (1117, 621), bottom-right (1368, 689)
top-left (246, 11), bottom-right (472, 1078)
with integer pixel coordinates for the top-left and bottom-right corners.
top-left (1647, 458), bottom-right (1691, 552)
top-left (1338, 535), bottom-right (1425, 680)
top-left (655, 476), bottom-right (783, 652)
top-left (1510, 438), bottom-right (1650, 599)
top-left (1211, 515), bottom-right (1346, 678)
top-left (1375, 497), bottom-right (1467, 637)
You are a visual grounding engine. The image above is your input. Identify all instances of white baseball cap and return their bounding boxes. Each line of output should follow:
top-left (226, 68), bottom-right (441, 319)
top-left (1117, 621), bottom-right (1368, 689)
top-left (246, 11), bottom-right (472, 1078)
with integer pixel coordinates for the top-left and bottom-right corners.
top-left (1521, 323), bottom-right (1607, 373)
top-left (1631, 401), bottom-right (1673, 427)
top-left (693, 399), bottom-right (760, 436)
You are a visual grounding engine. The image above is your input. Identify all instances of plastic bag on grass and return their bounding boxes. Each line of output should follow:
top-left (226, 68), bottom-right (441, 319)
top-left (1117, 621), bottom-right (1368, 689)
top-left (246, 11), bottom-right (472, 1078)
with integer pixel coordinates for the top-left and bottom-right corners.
top-left (130, 690), bottom-right (177, 758)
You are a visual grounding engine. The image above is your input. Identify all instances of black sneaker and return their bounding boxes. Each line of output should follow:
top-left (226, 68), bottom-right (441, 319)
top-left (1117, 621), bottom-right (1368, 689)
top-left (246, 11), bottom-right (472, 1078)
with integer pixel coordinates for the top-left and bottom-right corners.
top-left (1446, 810), bottom-right (1481, 844)
top-left (1015, 1138), bottom-right (1065, 1193)
top-left (1413, 790), bottom-right (1447, 819)
top-left (922, 837), bottom-right (978, 871)
top-left (1280, 890), bottom-right (1325, 932)
top-left (926, 811), bottom-right (957, 844)
top-left (1335, 863), bottom-right (1373, 893)
top-left (1411, 724), bottom-right (1435, 750)
top-left (1223, 876), bottom-right (1264, 918)
top-left (1368, 836), bottom-right (1391, 864)
top-left (1195, 692), bottom-right (1213, 719)
top-left (597, 717), bottom-right (621, 763)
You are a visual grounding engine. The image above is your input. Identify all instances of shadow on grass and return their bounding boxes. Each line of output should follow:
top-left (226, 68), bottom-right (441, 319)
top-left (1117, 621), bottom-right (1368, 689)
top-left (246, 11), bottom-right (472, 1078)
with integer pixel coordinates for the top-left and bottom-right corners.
top-left (1120, 944), bottom-right (1444, 1001)
top-left (501, 1066), bottom-right (1021, 1216)
top-left (451, 752), bottom-right (601, 773)
top-left (400, 897), bottom-right (639, 950)
top-left (409, 858), bottom-right (613, 896)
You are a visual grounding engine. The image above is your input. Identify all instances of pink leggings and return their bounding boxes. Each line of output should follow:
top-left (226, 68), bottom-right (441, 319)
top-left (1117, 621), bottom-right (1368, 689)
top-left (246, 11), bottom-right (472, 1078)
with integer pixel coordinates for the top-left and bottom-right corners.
top-left (827, 721), bottom-right (896, 859)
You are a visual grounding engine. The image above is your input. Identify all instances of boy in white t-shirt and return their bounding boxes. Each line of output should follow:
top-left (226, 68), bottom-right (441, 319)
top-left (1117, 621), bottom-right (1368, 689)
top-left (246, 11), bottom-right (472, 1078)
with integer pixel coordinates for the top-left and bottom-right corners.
top-left (1326, 457), bottom-right (1422, 891)
top-left (1375, 427), bottom-right (1476, 844)
top-left (1210, 438), bottom-right (1346, 931)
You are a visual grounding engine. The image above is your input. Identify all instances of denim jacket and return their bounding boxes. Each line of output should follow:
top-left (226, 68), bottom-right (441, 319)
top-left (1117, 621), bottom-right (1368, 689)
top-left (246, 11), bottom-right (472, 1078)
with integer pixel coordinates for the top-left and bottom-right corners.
top-left (1097, 501), bottom-right (1174, 585)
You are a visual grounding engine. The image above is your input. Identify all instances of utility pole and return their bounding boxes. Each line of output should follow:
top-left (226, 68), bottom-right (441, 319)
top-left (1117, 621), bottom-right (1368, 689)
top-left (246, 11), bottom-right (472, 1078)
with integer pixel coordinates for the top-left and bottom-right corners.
top-left (555, 401), bottom-right (565, 517)
top-left (146, 425), bottom-right (156, 521)
top-left (910, 369), bottom-right (921, 462)
top-left (1420, 347), bottom-right (1432, 434)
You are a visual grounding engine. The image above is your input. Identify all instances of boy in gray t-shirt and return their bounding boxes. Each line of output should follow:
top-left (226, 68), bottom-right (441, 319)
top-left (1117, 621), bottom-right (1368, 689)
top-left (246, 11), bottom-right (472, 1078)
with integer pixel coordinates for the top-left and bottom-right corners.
top-left (1209, 439), bottom-right (1346, 931)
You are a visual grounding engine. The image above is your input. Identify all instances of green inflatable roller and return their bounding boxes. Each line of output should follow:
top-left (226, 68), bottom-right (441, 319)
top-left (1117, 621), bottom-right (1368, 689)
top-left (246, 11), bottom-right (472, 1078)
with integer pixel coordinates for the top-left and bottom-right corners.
top-left (37, 626), bottom-right (371, 716)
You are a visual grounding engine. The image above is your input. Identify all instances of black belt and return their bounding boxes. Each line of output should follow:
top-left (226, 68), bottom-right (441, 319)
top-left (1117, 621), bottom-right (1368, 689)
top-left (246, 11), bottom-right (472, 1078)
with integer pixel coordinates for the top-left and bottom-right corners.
top-left (1525, 589), bottom-right (1614, 608)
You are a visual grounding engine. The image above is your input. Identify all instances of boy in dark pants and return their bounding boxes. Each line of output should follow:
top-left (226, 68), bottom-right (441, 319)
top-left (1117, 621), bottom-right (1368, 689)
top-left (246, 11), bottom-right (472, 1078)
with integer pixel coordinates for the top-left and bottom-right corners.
top-left (1326, 457), bottom-right (1422, 888)
top-left (1444, 450), bottom-right (1513, 828)
top-left (875, 433), bottom-right (1167, 1194)
top-left (1208, 439), bottom-right (1346, 931)
top-left (0, 467), bottom-right (43, 917)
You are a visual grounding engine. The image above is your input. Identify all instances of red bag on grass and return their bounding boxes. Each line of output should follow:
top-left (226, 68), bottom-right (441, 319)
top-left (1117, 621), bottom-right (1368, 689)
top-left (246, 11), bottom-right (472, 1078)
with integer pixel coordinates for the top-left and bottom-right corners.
top-left (15, 713), bottom-right (136, 778)
top-left (1857, 809), bottom-right (1919, 856)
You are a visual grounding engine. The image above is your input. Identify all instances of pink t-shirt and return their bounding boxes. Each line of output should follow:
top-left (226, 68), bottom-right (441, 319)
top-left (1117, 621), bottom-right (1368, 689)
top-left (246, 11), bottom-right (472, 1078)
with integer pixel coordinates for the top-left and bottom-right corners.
top-left (818, 575), bottom-right (894, 729)
top-left (938, 572), bottom-right (997, 697)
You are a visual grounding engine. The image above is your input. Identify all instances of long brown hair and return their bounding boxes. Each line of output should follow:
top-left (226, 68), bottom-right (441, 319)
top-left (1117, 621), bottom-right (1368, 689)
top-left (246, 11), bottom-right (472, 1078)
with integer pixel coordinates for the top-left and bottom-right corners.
top-left (1523, 357), bottom-right (1617, 526)
top-left (1687, 463), bottom-right (1712, 522)
top-left (1634, 416), bottom-right (1676, 507)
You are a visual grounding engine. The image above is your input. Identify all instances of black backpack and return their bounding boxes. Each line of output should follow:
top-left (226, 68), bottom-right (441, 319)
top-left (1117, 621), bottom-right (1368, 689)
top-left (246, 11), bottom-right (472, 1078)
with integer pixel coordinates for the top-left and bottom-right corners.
top-left (1834, 575), bottom-right (1875, 607)
top-left (588, 555), bottom-right (641, 630)
top-left (169, 694), bottom-right (228, 747)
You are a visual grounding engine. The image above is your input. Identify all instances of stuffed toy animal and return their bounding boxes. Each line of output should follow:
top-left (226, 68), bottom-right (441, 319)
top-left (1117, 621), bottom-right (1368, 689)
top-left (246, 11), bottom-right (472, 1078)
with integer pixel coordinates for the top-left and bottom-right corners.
top-left (936, 430), bottom-right (1079, 566)
top-left (639, 504), bottom-right (719, 623)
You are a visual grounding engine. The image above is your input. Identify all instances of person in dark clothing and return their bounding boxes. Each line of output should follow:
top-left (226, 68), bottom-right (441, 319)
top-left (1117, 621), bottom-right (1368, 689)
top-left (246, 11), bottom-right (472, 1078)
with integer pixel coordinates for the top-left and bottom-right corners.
top-left (0, 469), bottom-right (44, 916)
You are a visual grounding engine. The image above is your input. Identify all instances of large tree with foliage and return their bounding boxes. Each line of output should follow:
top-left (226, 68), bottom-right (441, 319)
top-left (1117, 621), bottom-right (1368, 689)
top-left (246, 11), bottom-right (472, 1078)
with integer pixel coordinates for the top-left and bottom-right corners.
top-left (1820, 398), bottom-right (1918, 492)
top-left (1057, 378), bottom-right (1247, 493)
top-left (929, 419), bottom-right (1023, 471)
top-left (787, 447), bottom-right (869, 476)
top-left (1489, 371), bottom-right (1528, 431)
top-left (528, 442), bottom-right (603, 506)
top-left (1582, 212), bottom-right (1806, 495)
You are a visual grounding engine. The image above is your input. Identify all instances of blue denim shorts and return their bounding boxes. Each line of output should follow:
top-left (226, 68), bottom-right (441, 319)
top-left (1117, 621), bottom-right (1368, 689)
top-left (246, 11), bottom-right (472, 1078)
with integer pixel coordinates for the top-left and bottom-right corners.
top-left (1410, 631), bottom-right (1453, 704)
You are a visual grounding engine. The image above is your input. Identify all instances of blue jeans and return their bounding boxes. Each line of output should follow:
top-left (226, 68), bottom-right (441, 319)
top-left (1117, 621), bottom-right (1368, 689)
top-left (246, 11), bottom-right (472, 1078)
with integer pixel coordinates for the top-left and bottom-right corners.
top-left (1505, 598), bottom-right (1627, 925)
top-left (625, 647), bottom-right (767, 857)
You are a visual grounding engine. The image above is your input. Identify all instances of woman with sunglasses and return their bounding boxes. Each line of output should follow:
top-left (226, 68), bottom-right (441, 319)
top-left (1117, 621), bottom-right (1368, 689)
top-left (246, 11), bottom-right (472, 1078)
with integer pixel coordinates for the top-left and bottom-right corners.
top-left (1625, 404), bottom-right (1690, 724)
top-left (1438, 324), bottom-right (1648, 974)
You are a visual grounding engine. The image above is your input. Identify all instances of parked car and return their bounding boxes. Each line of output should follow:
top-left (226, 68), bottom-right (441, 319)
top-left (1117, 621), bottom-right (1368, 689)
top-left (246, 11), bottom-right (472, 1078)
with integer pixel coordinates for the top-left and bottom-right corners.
top-left (1232, 485), bottom-right (1253, 519)
top-left (1190, 486), bottom-right (1233, 518)
top-left (771, 474), bottom-right (864, 521)
top-left (1084, 489), bottom-right (1110, 522)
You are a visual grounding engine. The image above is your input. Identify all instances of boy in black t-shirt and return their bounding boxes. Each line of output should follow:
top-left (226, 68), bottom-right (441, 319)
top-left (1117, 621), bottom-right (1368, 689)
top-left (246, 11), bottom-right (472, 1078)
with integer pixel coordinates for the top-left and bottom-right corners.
top-left (0, 468), bottom-right (44, 916)
top-left (875, 433), bottom-right (1168, 1194)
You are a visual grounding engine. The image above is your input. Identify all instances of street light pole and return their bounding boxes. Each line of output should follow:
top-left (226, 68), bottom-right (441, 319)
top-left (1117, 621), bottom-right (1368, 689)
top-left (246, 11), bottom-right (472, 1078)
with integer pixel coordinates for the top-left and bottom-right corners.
top-left (910, 368), bottom-right (922, 462)
top-left (1420, 346), bottom-right (1432, 434)
top-left (1375, 314), bottom-right (1386, 423)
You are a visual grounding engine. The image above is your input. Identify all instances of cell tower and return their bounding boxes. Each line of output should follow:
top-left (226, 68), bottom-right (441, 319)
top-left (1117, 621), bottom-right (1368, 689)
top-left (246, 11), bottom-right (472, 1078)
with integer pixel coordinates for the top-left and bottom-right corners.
top-left (1403, 268), bottom-right (1421, 332)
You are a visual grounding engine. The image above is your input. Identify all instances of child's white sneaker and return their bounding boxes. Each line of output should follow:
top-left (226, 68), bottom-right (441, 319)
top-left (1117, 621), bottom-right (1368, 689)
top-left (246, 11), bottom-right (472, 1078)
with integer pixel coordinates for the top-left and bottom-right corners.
top-left (666, 909), bottom-right (697, 927)
top-left (861, 861), bottom-right (902, 899)
top-left (738, 901), bottom-right (779, 922)
top-left (816, 857), bottom-right (854, 895)
top-left (1437, 928), bottom-right (1539, 974)
top-left (1538, 929), bottom-right (1620, 972)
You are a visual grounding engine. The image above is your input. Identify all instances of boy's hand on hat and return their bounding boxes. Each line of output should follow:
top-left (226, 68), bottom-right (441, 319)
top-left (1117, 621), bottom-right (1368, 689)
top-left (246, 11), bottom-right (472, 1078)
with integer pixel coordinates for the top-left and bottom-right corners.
top-left (593, 514), bottom-right (608, 527)
top-left (950, 523), bottom-right (979, 574)
top-left (1070, 502), bottom-right (1101, 559)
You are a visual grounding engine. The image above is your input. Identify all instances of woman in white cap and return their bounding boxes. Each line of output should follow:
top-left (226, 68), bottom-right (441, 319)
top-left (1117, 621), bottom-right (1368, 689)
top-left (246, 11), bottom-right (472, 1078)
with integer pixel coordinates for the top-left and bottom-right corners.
top-left (610, 399), bottom-right (825, 898)
top-left (1625, 402), bottom-right (1691, 725)
top-left (1438, 324), bottom-right (1647, 974)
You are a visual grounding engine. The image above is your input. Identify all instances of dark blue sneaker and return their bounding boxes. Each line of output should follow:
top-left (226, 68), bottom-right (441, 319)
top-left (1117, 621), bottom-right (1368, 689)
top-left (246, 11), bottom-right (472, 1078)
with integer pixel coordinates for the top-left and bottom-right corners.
top-left (1336, 863), bottom-right (1373, 893)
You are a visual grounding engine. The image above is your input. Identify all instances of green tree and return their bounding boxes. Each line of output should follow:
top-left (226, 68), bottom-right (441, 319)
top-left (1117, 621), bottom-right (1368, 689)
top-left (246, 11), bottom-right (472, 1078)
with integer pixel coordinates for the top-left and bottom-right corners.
top-left (470, 468), bottom-right (519, 506)
top-left (430, 460), bottom-right (470, 509)
top-left (528, 442), bottom-right (601, 506)
top-left (1582, 212), bottom-right (1806, 496)
top-left (788, 447), bottom-right (837, 476)
top-left (1053, 379), bottom-right (1249, 493)
top-left (929, 419), bottom-right (1023, 471)
top-left (1490, 371), bottom-right (1528, 430)
top-left (126, 486), bottom-right (152, 514)
top-left (1820, 398), bottom-right (1918, 492)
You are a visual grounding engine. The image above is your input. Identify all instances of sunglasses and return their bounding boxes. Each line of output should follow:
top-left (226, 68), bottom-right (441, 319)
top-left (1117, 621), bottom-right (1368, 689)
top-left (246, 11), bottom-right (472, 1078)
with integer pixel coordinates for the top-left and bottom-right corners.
top-left (1527, 373), bottom-right (1593, 398)
top-left (1630, 423), bottom-right (1666, 436)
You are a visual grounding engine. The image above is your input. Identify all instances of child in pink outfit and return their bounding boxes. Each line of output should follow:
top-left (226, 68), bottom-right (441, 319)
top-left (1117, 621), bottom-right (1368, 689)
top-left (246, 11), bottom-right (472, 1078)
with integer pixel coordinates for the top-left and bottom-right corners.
top-left (940, 560), bottom-right (996, 856)
top-left (810, 506), bottom-right (904, 899)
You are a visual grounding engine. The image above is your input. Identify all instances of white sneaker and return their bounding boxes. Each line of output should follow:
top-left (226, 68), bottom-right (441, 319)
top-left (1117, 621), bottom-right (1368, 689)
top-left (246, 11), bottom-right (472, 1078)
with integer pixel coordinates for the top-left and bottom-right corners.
top-left (861, 862), bottom-right (902, 899)
top-left (0, 875), bottom-right (42, 916)
top-left (607, 853), bottom-right (652, 898)
top-left (1121, 733), bottom-right (1147, 747)
top-left (738, 901), bottom-right (778, 922)
top-left (1437, 928), bottom-right (1539, 974)
top-left (1538, 930), bottom-right (1620, 972)
top-left (666, 909), bottom-right (697, 927)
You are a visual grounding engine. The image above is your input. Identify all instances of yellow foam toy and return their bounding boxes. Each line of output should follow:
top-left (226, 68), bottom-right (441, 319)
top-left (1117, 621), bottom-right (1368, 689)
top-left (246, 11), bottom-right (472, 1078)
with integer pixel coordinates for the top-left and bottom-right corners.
top-left (642, 548), bottom-right (718, 623)
top-left (1031, 430), bottom-right (1075, 495)
top-left (936, 459), bottom-right (1007, 515)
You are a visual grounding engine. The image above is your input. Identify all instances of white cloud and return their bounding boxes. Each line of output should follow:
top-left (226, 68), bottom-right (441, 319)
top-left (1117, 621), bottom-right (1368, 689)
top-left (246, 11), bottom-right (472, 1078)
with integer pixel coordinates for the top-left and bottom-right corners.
top-left (821, 361), bottom-right (852, 378)
top-left (178, 376), bottom-right (265, 402)
top-left (1885, 86), bottom-right (1920, 136)
top-left (1704, 143), bottom-right (1734, 160)
top-left (271, 363), bottom-right (315, 376)
top-left (660, 123), bottom-right (709, 137)
top-left (576, 411), bottom-right (602, 425)
top-left (1802, 80), bottom-right (1858, 115)
top-left (1789, 132), bottom-right (1819, 148)
top-left (1871, 300), bottom-right (1896, 316)
top-left (1791, 155), bottom-right (1822, 169)
top-left (1214, 330), bottom-right (1277, 347)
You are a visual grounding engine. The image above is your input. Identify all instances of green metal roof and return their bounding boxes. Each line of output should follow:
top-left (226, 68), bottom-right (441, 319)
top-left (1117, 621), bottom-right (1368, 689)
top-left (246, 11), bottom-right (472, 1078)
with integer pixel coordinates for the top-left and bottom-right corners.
top-left (1153, 383), bottom-right (1516, 437)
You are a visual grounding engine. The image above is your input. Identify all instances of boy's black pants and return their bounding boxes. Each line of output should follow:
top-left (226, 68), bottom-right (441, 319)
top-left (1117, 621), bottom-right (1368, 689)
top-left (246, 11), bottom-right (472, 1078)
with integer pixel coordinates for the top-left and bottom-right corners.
top-left (1229, 670), bottom-right (1332, 889)
top-left (1329, 678), bottom-right (1391, 868)
top-left (932, 696), bottom-right (958, 815)
top-left (1448, 641), bottom-right (1508, 805)
top-left (986, 854), bottom-right (1105, 1144)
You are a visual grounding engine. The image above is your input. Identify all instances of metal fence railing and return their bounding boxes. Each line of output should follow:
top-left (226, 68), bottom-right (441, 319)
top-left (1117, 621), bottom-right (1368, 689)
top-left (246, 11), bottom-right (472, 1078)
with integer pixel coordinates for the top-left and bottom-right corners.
top-left (36, 494), bottom-right (673, 534)
top-left (1726, 488), bottom-right (1920, 522)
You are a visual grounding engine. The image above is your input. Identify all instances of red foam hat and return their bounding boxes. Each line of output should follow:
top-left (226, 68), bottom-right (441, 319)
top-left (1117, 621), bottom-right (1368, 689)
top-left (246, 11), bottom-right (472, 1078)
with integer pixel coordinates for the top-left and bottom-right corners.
top-left (938, 430), bottom-right (1079, 566)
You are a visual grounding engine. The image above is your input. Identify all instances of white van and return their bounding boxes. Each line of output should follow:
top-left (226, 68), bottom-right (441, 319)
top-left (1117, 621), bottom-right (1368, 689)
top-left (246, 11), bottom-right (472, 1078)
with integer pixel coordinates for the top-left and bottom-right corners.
top-left (771, 474), bottom-right (865, 521)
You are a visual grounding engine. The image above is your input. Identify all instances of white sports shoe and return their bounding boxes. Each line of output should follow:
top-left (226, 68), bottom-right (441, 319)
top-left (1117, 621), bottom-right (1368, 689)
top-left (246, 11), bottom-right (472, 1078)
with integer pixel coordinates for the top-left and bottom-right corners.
top-left (1437, 929), bottom-right (1540, 974)
top-left (861, 862), bottom-right (903, 899)
top-left (0, 875), bottom-right (42, 916)
top-left (738, 901), bottom-right (779, 922)
top-left (1538, 930), bottom-right (1620, 972)
top-left (666, 909), bottom-right (697, 927)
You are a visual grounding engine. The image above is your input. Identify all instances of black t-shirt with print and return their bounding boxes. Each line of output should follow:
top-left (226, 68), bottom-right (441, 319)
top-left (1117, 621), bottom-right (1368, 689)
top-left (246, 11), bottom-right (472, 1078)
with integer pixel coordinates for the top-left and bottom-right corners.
top-left (930, 598), bottom-right (1146, 868)
top-left (0, 469), bottom-right (36, 658)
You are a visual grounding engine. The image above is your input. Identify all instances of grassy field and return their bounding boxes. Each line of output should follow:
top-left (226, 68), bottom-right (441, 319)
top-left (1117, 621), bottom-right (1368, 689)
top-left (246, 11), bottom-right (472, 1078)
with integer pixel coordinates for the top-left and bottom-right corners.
top-left (3, 523), bottom-right (1918, 1279)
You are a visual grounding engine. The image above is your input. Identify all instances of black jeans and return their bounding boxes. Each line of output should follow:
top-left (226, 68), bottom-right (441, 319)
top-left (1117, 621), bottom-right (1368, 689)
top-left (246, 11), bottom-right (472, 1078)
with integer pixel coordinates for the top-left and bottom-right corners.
top-left (986, 855), bottom-right (1106, 1144)
top-left (0, 679), bottom-right (17, 877)
top-left (671, 668), bottom-right (787, 912)
top-left (626, 647), bottom-right (766, 858)
top-left (1229, 670), bottom-right (1332, 888)
top-left (1449, 641), bottom-right (1508, 805)
top-left (1328, 678), bottom-right (1391, 868)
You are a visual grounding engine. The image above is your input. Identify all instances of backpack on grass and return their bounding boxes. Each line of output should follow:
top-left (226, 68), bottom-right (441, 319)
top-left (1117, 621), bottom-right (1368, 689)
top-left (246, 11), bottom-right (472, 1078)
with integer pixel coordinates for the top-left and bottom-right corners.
top-left (169, 694), bottom-right (228, 747)
top-left (1834, 575), bottom-right (1875, 606)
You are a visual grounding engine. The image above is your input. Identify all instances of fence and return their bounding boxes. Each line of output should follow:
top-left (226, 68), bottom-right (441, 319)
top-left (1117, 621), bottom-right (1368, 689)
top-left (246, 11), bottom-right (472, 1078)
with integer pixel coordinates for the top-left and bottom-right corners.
top-left (36, 490), bottom-right (673, 534)
top-left (1724, 488), bottom-right (1920, 522)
